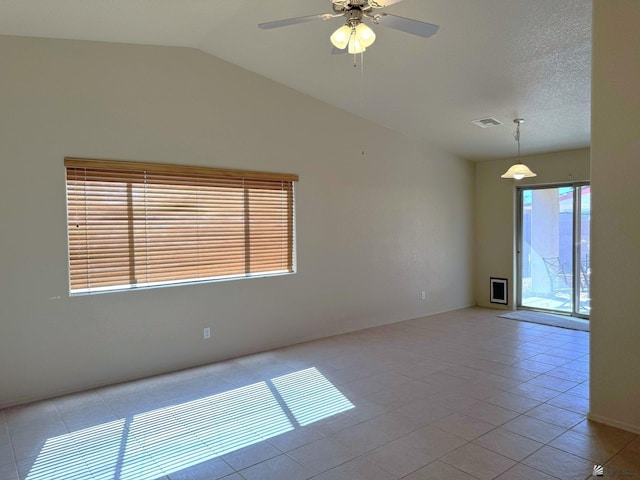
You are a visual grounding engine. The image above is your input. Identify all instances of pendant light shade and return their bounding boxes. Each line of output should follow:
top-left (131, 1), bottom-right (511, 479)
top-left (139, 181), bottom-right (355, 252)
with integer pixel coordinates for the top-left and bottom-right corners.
top-left (501, 163), bottom-right (537, 180)
top-left (501, 118), bottom-right (537, 180)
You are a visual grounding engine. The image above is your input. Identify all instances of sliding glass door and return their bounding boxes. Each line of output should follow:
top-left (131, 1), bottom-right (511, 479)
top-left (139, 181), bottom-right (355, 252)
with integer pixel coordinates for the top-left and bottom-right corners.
top-left (518, 184), bottom-right (590, 317)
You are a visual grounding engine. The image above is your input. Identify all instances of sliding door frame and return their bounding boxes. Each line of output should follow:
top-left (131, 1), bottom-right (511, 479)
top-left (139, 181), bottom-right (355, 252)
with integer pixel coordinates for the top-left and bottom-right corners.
top-left (516, 182), bottom-right (590, 319)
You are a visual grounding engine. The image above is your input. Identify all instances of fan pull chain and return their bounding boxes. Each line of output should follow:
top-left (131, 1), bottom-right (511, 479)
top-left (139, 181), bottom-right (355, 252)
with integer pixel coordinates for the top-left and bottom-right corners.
top-left (351, 52), bottom-right (365, 77)
top-left (358, 52), bottom-right (366, 156)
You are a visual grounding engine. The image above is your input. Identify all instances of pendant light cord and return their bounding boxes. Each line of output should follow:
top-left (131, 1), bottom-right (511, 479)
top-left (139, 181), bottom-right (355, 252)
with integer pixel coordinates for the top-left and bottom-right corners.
top-left (514, 122), bottom-right (521, 159)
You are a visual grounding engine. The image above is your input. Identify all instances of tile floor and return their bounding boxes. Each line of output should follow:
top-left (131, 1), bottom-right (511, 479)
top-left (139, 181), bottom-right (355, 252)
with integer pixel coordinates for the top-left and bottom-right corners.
top-left (1, 307), bottom-right (639, 480)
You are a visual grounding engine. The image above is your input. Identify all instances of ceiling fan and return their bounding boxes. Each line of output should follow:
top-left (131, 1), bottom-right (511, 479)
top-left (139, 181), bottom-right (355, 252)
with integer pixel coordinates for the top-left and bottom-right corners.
top-left (258, 0), bottom-right (439, 55)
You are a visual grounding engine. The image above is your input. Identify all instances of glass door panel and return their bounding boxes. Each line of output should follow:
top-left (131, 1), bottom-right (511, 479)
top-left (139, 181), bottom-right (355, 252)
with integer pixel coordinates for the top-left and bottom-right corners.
top-left (576, 185), bottom-right (591, 315)
top-left (520, 186), bottom-right (575, 313)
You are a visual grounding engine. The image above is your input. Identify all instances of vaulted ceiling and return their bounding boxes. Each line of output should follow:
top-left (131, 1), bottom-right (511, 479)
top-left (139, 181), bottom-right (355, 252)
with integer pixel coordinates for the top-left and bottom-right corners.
top-left (0, 0), bottom-right (592, 160)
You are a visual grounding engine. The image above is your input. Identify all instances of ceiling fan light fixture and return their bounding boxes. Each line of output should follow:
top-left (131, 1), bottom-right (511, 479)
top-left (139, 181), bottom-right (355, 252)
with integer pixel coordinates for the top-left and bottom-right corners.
top-left (355, 22), bottom-right (376, 48)
top-left (260, 1), bottom-right (440, 64)
top-left (330, 24), bottom-right (351, 49)
top-left (348, 33), bottom-right (366, 54)
top-left (501, 118), bottom-right (537, 180)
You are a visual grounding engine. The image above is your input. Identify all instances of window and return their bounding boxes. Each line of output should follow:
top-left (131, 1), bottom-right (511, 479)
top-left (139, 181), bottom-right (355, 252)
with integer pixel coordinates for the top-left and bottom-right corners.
top-left (65, 158), bottom-right (298, 294)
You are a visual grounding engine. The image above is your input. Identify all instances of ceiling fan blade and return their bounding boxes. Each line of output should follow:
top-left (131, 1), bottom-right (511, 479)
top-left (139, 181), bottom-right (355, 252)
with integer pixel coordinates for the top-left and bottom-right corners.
top-left (368, 0), bottom-right (406, 8)
top-left (375, 13), bottom-right (439, 38)
top-left (259, 13), bottom-right (339, 30)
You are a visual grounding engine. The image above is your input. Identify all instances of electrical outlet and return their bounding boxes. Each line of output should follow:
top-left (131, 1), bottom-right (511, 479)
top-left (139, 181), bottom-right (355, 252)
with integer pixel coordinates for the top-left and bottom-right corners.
top-left (421, 291), bottom-right (426, 300)
top-left (203, 327), bottom-right (211, 339)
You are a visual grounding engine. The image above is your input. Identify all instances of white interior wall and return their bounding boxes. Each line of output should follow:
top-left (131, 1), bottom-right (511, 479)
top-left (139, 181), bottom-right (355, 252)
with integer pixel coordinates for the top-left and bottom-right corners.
top-left (590, 0), bottom-right (640, 434)
top-left (0, 35), bottom-right (475, 407)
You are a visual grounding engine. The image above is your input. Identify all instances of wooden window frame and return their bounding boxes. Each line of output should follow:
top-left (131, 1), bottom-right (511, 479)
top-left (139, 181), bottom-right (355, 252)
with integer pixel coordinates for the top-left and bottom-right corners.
top-left (65, 157), bottom-right (298, 294)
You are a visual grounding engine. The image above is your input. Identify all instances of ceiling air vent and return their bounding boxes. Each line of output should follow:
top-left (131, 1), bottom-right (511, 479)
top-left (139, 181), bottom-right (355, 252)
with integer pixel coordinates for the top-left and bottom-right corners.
top-left (472, 117), bottom-right (503, 128)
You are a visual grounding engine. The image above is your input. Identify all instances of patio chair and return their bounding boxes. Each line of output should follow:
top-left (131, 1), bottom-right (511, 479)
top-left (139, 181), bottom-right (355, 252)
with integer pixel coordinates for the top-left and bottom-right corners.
top-left (543, 257), bottom-right (573, 306)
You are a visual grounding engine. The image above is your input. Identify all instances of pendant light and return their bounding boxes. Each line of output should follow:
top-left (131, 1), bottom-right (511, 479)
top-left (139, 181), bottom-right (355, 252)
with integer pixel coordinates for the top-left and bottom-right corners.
top-left (501, 118), bottom-right (537, 180)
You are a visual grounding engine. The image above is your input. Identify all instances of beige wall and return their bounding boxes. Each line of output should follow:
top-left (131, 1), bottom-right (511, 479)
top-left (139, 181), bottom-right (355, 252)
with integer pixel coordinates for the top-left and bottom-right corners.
top-left (590, 0), bottom-right (640, 434)
top-left (475, 149), bottom-right (590, 309)
top-left (0, 36), bottom-right (475, 407)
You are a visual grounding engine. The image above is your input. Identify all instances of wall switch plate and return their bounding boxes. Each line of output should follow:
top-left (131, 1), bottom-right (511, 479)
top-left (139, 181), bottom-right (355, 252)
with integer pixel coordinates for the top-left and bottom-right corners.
top-left (203, 327), bottom-right (211, 339)
top-left (421, 291), bottom-right (426, 300)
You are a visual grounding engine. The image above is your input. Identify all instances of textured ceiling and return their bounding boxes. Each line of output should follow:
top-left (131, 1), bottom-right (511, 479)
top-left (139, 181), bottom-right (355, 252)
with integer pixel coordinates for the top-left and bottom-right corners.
top-left (0, 0), bottom-right (592, 160)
